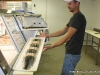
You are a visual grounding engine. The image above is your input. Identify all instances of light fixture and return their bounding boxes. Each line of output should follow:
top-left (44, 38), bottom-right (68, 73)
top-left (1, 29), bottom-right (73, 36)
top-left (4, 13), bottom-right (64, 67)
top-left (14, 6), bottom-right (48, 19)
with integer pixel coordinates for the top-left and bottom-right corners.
top-left (7, 10), bottom-right (12, 13)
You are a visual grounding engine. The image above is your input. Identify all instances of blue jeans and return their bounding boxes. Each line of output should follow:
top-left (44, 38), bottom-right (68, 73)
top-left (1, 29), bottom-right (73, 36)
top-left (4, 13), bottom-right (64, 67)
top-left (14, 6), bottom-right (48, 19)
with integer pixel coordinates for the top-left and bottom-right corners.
top-left (61, 54), bottom-right (81, 75)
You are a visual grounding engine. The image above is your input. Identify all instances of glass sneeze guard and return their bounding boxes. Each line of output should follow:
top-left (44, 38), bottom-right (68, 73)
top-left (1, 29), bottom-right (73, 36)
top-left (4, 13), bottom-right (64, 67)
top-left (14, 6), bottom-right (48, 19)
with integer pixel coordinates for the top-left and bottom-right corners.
top-left (1, 15), bottom-right (26, 53)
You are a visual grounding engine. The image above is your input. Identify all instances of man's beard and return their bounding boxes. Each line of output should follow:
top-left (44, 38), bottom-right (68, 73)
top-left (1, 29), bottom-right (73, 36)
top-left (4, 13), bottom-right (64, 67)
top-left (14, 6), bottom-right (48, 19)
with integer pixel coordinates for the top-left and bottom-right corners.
top-left (69, 9), bottom-right (73, 12)
top-left (69, 8), bottom-right (76, 12)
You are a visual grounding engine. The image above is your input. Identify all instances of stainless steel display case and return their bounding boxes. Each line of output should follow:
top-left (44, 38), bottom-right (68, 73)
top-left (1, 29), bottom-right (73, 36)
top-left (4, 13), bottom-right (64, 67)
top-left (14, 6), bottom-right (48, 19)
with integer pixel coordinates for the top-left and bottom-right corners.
top-left (2, 14), bottom-right (26, 53)
top-left (14, 15), bottom-right (38, 41)
top-left (14, 15), bottom-right (49, 44)
top-left (1, 14), bottom-right (45, 75)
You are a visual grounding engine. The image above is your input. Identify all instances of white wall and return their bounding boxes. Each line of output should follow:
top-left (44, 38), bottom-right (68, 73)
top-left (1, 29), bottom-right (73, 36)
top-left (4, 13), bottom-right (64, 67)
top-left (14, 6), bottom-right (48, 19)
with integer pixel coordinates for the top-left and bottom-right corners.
top-left (46, 0), bottom-right (72, 43)
top-left (83, 0), bottom-right (100, 45)
top-left (80, 0), bottom-right (94, 29)
top-left (93, 0), bottom-right (100, 29)
top-left (32, 0), bottom-right (94, 43)
top-left (32, 0), bottom-right (46, 20)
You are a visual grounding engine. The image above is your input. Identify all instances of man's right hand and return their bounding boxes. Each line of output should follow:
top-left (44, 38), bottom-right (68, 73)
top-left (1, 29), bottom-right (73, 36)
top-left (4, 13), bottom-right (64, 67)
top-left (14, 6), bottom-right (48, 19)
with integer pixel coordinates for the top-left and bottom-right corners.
top-left (39, 32), bottom-right (48, 38)
top-left (42, 44), bottom-right (53, 52)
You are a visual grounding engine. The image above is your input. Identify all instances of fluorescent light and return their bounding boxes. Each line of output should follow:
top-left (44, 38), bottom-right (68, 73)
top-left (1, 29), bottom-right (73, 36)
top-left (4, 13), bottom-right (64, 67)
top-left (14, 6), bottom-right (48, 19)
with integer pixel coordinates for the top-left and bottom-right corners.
top-left (7, 10), bottom-right (12, 13)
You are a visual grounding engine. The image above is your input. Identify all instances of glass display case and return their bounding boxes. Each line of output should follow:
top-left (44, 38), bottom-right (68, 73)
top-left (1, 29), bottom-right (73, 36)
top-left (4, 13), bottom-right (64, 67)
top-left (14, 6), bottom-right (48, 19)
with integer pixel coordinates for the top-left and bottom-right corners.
top-left (14, 15), bottom-right (38, 41)
top-left (0, 15), bottom-right (18, 74)
top-left (2, 14), bottom-right (26, 52)
top-left (17, 14), bottom-right (49, 44)
top-left (0, 14), bottom-right (45, 75)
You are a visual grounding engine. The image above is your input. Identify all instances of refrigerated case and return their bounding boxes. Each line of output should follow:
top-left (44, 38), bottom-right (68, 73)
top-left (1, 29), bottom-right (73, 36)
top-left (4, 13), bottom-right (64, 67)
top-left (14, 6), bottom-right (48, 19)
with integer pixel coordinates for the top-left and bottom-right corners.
top-left (2, 14), bottom-right (26, 52)
top-left (0, 14), bottom-right (45, 75)
top-left (14, 14), bottom-right (49, 44)
top-left (0, 15), bottom-right (18, 75)
top-left (14, 15), bottom-right (38, 41)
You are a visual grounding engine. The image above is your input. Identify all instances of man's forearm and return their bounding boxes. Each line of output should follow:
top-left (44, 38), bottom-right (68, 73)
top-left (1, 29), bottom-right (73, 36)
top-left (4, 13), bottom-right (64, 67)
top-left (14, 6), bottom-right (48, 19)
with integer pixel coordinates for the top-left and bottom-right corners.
top-left (50, 34), bottom-right (70, 49)
top-left (47, 30), bottom-right (65, 38)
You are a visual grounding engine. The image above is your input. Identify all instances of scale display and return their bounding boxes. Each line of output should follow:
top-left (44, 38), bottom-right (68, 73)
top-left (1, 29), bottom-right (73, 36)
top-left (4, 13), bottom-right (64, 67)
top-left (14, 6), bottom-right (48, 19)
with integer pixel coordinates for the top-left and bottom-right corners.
top-left (15, 16), bottom-right (38, 40)
top-left (2, 15), bottom-right (26, 52)
top-left (23, 17), bottom-right (47, 28)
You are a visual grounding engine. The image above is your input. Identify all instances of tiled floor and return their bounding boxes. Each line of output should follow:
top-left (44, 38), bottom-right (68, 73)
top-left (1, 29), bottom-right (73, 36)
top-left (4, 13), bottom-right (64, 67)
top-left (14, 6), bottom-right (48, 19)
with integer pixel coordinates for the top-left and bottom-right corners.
top-left (34, 45), bottom-right (100, 75)
top-left (75, 46), bottom-right (100, 75)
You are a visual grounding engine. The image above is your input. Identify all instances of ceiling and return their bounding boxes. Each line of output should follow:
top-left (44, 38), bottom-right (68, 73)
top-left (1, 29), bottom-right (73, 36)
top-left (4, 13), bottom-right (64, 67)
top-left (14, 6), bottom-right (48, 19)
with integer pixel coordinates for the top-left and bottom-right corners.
top-left (0, 0), bottom-right (31, 1)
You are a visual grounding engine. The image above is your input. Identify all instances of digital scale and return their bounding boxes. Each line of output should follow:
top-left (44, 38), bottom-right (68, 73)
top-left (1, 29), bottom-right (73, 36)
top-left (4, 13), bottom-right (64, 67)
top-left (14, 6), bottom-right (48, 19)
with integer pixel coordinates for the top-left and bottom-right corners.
top-left (22, 15), bottom-right (47, 28)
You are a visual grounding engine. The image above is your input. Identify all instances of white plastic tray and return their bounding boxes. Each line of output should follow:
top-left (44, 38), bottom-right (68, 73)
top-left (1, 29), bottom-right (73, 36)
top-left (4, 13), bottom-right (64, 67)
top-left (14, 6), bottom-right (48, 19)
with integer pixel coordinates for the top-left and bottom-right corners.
top-left (13, 37), bottom-right (45, 72)
top-left (13, 71), bottom-right (33, 75)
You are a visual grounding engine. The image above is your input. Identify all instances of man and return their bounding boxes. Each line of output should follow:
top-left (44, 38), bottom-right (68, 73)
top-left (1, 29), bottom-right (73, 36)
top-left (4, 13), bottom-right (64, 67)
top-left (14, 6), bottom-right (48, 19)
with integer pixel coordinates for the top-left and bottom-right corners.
top-left (40, 0), bottom-right (86, 75)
